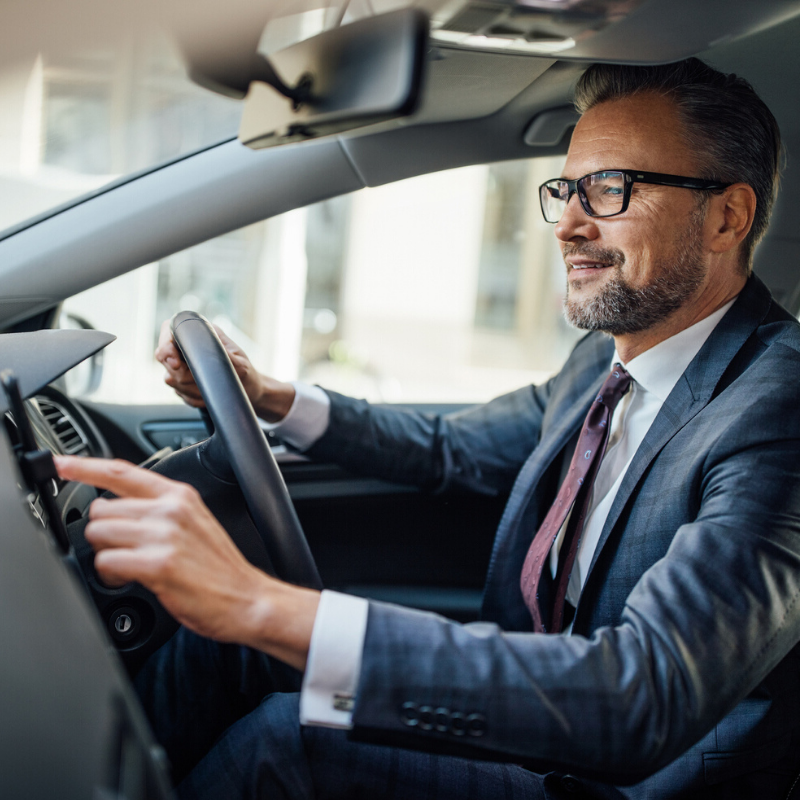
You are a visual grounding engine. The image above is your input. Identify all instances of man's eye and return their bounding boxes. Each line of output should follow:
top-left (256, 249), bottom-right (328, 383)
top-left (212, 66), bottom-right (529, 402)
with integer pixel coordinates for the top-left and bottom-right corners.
top-left (601, 185), bottom-right (623, 196)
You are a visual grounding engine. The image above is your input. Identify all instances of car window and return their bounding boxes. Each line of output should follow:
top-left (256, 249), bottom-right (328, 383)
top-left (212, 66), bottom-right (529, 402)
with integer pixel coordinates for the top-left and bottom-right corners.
top-left (62, 155), bottom-right (582, 405)
top-left (0, 32), bottom-right (240, 236)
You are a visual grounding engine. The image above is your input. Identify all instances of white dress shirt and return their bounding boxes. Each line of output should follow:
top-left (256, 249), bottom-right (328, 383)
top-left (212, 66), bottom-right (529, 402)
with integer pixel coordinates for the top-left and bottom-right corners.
top-left (260, 381), bottom-right (331, 450)
top-left (270, 300), bottom-right (735, 728)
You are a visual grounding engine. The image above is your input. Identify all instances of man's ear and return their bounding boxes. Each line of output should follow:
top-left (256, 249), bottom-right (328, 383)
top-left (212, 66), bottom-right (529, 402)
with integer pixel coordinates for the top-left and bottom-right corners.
top-left (708, 183), bottom-right (757, 254)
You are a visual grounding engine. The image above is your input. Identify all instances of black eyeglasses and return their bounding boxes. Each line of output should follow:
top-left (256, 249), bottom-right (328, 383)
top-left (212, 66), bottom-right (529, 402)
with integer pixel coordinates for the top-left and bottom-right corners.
top-left (539, 169), bottom-right (731, 223)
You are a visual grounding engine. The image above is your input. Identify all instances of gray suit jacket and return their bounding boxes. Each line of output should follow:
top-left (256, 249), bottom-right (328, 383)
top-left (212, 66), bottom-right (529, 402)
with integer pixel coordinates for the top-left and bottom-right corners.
top-left (307, 275), bottom-right (800, 798)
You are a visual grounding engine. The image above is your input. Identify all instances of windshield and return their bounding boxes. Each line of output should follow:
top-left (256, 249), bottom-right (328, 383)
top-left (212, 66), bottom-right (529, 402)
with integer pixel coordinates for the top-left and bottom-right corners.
top-left (0, 30), bottom-right (241, 236)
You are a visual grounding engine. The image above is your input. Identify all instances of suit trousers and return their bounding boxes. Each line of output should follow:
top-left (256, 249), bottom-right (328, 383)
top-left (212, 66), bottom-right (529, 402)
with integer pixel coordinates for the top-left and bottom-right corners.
top-left (134, 627), bottom-right (552, 800)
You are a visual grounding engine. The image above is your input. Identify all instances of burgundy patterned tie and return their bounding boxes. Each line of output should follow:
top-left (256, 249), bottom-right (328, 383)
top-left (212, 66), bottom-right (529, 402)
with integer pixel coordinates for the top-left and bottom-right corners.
top-left (520, 364), bottom-right (631, 633)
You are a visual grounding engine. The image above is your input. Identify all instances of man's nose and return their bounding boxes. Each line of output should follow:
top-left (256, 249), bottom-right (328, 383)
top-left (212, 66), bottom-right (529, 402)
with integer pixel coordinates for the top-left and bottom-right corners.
top-left (554, 193), bottom-right (600, 243)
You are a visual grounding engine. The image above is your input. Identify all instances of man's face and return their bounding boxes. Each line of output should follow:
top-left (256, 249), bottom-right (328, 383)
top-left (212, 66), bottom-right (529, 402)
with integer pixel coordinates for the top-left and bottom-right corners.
top-left (556, 93), bottom-right (712, 335)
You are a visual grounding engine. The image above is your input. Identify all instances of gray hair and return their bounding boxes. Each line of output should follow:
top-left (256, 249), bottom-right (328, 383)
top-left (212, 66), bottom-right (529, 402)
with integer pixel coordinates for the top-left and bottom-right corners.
top-left (574, 58), bottom-right (782, 273)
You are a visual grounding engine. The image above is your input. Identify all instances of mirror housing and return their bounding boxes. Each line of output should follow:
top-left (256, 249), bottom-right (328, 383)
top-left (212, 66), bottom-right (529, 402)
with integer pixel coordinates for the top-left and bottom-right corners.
top-left (238, 9), bottom-right (429, 149)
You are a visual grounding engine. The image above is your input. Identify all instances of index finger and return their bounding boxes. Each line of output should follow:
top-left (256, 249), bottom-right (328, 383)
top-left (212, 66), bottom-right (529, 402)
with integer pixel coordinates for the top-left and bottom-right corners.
top-left (54, 455), bottom-right (175, 499)
top-left (155, 320), bottom-right (183, 363)
top-left (157, 319), bottom-right (174, 349)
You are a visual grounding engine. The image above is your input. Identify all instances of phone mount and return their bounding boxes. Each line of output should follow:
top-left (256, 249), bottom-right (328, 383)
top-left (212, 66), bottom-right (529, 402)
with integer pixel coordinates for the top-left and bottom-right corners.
top-left (1, 369), bottom-right (70, 553)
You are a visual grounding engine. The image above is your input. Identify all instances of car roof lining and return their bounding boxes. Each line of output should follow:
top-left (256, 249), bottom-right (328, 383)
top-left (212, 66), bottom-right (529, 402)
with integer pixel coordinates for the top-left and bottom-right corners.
top-left (396, 47), bottom-right (556, 126)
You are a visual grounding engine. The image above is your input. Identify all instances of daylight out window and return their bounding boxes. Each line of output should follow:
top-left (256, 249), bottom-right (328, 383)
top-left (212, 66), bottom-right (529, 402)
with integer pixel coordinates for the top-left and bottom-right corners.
top-left (64, 157), bottom-right (581, 406)
top-left (0, 33), bottom-right (240, 236)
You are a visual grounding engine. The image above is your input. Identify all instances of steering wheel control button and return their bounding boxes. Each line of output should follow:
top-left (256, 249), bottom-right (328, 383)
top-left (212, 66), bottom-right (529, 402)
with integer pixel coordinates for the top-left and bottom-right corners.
top-left (108, 606), bottom-right (140, 643)
top-left (400, 701), bottom-right (419, 727)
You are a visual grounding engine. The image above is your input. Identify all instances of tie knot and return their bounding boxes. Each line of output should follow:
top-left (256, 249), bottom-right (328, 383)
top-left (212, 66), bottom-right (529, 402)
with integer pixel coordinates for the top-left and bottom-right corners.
top-left (595, 363), bottom-right (632, 410)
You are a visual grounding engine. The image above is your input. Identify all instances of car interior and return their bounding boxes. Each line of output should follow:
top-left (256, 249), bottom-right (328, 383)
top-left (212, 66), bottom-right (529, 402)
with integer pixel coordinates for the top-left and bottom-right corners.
top-left (2, 0), bottom-right (800, 796)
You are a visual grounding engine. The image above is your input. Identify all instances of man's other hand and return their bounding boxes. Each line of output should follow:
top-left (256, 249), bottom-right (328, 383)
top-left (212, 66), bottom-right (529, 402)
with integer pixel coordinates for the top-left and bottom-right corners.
top-left (155, 320), bottom-right (295, 423)
top-left (54, 455), bottom-right (319, 670)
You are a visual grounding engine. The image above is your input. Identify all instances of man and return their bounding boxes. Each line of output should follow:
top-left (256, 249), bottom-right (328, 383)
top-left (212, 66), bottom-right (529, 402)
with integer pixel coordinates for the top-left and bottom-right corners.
top-left (57, 58), bottom-right (800, 799)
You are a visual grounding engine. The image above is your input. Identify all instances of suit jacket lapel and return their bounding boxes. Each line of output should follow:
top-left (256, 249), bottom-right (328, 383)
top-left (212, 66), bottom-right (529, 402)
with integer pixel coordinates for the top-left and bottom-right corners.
top-left (495, 340), bottom-right (613, 539)
top-left (502, 377), bottom-right (602, 523)
top-left (482, 335), bottom-right (615, 625)
top-left (583, 275), bottom-right (774, 586)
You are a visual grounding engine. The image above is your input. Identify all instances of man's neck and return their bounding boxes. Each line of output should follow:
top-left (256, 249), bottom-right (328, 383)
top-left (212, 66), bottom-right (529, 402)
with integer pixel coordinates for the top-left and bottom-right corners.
top-left (612, 275), bottom-right (747, 363)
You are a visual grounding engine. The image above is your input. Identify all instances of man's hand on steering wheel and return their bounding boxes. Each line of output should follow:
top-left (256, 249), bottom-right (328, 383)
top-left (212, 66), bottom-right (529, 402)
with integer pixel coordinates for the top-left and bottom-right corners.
top-left (155, 320), bottom-right (295, 423)
top-left (54, 455), bottom-right (319, 671)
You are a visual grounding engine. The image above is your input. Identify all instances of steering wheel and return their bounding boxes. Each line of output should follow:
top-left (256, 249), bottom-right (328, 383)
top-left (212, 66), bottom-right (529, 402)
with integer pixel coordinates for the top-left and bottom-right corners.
top-left (62, 311), bottom-right (320, 673)
top-left (169, 310), bottom-right (322, 590)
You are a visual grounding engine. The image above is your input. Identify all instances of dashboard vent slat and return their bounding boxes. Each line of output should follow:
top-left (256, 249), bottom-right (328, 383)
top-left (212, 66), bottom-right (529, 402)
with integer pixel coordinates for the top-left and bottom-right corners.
top-left (35, 396), bottom-right (91, 457)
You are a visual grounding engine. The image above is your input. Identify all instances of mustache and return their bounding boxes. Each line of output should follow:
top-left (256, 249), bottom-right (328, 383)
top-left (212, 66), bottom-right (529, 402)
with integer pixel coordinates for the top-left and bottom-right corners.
top-left (562, 243), bottom-right (625, 267)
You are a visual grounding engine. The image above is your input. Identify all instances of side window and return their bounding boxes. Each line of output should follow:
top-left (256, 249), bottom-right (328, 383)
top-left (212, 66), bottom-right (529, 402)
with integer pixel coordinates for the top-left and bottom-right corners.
top-left (62, 156), bottom-right (581, 404)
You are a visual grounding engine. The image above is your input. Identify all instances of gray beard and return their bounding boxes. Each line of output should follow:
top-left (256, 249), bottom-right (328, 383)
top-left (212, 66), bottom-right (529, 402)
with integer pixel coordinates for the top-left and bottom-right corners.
top-left (563, 212), bottom-right (707, 336)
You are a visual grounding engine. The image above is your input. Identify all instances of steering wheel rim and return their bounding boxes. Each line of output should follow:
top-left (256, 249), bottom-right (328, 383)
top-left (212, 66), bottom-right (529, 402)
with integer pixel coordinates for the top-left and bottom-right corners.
top-left (170, 310), bottom-right (322, 590)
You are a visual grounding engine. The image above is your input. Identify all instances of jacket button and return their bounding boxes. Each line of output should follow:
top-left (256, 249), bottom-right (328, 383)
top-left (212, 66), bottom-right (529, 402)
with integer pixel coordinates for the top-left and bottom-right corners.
top-left (466, 713), bottom-right (487, 737)
top-left (562, 775), bottom-right (581, 794)
top-left (449, 711), bottom-right (467, 736)
top-left (400, 701), bottom-right (419, 727)
top-left (434, 707), bottom-right (450, 732)
top-left (418, 705), bottom-right (434, 731)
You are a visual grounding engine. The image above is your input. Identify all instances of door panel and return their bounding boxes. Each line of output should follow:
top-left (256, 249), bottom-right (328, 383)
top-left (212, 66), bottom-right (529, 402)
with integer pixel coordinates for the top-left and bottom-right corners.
top-left (293, 482), bottom-right (503, 621)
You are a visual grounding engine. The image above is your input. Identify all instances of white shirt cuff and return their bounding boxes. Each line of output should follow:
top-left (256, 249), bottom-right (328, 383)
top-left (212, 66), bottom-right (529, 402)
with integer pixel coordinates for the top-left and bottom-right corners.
top-left (299, 590), bottom-right (369, 729)
top-left (261, 381), bottom-right (330, 451)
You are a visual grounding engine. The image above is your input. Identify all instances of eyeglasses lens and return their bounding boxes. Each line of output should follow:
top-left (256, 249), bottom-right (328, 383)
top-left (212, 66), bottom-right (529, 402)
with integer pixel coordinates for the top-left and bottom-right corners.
top-left (540, 182), bottom-right (565, 223)
top-left (582, 172), bottom-right (625, 217)
top-left (540, 171), bottom-right (626, 222)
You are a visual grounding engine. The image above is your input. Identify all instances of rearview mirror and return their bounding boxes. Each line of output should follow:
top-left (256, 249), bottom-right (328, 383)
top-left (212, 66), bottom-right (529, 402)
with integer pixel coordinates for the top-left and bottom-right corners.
top-left (239, 9), bottom-right (429, 149)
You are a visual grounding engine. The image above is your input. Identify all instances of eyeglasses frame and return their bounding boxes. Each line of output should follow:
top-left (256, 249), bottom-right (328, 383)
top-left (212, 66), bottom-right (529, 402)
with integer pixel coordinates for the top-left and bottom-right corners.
top-left (538, 169), bottom-right (732, 223)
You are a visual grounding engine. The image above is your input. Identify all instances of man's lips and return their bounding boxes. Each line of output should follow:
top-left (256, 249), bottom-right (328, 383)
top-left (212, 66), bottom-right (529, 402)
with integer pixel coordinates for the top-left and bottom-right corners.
top-left (567, 258), bottom-right (613, 271)
top-left (563, 247), bottom-right (623, 281)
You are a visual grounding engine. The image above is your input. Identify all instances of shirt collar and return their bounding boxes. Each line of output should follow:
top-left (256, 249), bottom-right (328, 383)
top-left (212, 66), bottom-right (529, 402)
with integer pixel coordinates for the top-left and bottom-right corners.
top-left (612, 298), bottom-right (737, 402)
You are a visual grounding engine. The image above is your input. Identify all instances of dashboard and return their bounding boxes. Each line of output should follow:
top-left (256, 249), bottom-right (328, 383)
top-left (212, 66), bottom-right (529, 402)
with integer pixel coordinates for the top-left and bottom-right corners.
top-left (6, 392), bottom-right (93, 459)
top-left (0, 336), bottom-right (175, 800)
top-left (0, 325), bottom-right (303, 672)
top-left (0, 328), bottom-right (115, 535)
top-left (0, 368), bottom-right (183, 672)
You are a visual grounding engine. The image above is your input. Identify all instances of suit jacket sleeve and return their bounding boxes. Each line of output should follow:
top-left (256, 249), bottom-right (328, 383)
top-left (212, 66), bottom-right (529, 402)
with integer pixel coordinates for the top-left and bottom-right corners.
top-left (304, 380), bottom-right (555, 496)
top-left (349, 338), bottom-right (800, 785)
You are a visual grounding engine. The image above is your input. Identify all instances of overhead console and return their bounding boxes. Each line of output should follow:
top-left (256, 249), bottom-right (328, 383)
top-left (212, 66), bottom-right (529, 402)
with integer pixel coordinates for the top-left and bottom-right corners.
top-left (429, 0), bottom-right (645, 55)
top-left (426, 0), bottom-right (800, 62)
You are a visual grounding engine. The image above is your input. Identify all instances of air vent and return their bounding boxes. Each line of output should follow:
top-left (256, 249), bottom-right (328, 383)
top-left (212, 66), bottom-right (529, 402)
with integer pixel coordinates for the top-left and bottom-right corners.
top-left (35, 396), bottom-right (91, 456)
